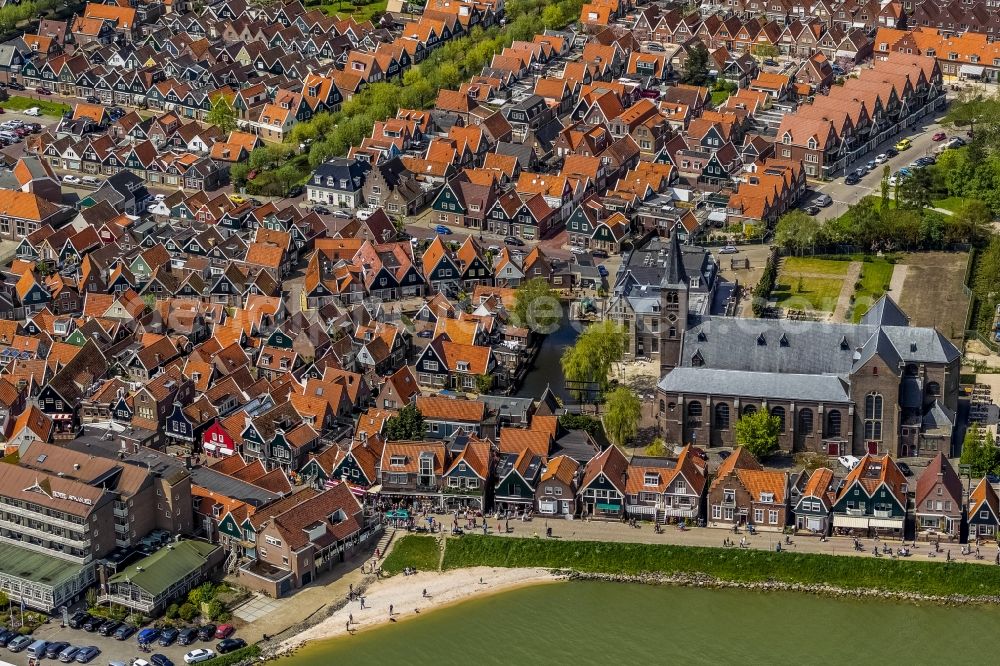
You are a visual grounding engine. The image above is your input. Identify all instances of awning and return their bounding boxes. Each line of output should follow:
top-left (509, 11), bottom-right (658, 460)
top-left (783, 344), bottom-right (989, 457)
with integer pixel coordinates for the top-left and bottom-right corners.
top-left (960, 64), bottom-right (985, 76)
top-left (834, 515), bottom-right (870, 528)
top-left (870, 518), bottom-right (903, 528)
top-left (219, 448), bottom-right (234, 456)
top-left (596, 503), bottom-right (621, 511)
top-left (203, 442), bottom-right (216, 451)
top-left (627, 504), bottom-right (656, 515)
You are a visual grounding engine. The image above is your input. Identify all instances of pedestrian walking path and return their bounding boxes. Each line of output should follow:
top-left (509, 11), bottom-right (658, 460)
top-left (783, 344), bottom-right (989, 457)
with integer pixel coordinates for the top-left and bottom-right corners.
top-left (473, 516), bottom-right (994, 565)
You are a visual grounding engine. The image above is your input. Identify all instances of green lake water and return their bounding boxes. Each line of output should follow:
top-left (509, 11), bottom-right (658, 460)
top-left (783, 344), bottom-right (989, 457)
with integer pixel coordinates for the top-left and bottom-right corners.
top-left (279, 580), bottom-right (1000, 665)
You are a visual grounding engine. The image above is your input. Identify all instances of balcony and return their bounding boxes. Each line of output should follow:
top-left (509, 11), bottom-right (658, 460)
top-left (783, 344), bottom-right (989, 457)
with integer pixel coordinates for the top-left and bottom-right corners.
top-left (721, 498), bottom-right (736, 507)
top-left (846, 508), bottom-right (864, 516)
top-left (0, 518), bottom-right (87, 549)
top-left (114, 506), bottom-right (128, 518)
top-left (873, 509), bottom-right (894, 519)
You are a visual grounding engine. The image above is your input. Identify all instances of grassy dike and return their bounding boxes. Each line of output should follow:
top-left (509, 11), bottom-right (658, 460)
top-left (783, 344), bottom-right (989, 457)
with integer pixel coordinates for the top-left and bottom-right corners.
top-left (382, 535), bottom-right (442, 575)
top-left (429, 535), bottom-right (1000, 598)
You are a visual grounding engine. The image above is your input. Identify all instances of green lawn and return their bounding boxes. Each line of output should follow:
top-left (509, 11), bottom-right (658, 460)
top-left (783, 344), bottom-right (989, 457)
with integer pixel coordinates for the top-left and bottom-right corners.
top-left (382, 535), bottom-right (441, 575)
top-left (710, 90), bottom-right (730, 106)
top-left (931, 197), bottom-right (964, 213)
top-left (4, 95), bottom-right (70, 116)
top-left (443, 535), bottom-right (1000, 598)
top-left (850, 260), bottom-right (895, 323)
top-left (781, 257), bottom-right (851, 276)
top-left (772, 277), bottom-right (843, 312)
top-left (318, 0), bottom-right (387, 21)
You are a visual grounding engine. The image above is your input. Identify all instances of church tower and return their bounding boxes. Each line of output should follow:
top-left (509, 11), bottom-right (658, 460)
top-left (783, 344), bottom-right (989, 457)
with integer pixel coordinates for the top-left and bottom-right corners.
top-left (659, 230), bottom-right (689, 373)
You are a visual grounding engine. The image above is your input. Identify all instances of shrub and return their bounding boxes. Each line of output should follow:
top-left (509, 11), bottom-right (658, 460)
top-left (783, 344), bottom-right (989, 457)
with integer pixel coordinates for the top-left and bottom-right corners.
top-left (178, 603), bottom-right (198, 622)
top-left (165, 603), bottom-right (179, 619)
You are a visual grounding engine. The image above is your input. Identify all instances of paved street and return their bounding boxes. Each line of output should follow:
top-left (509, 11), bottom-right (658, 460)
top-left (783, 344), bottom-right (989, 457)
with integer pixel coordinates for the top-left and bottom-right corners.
top-left (480, 515), bottom-right (990, 564)
top-left (809, 108), bottom-right (953, 222)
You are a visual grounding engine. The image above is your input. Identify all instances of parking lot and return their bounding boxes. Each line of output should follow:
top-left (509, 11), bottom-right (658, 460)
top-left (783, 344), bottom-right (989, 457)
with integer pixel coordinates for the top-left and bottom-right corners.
top-left (0, 618), bottom-right (247, 665)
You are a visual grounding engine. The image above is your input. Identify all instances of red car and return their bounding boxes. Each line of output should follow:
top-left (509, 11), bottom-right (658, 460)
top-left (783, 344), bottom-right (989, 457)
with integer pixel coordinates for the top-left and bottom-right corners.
top-left (35, 87), bottom-right (51, 95)
top-left (932, 132), bottom-right (947, 141)
top-left (214, 624), bottom-right (235, 639)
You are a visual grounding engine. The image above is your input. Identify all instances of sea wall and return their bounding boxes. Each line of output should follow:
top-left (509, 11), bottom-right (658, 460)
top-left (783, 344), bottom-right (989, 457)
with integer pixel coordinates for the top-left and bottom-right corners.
top-left (562, 570), bottom-right (1000, 606)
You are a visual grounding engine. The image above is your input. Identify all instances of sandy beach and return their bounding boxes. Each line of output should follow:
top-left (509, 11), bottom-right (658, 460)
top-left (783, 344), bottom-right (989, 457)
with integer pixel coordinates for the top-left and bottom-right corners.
top-left (277, 566), bottom-right (560, 654)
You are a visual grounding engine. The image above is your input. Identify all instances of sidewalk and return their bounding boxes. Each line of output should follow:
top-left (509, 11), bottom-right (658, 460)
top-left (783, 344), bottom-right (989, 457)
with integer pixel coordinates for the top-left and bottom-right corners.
top-left (476, 517), bottom-right (992, 565)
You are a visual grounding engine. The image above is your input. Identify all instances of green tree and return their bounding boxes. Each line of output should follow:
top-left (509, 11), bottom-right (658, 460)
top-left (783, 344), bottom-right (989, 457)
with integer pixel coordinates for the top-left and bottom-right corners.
top-left (178, 603), bottom-right (198, 622)
top-left (475, 374), bottom-right (493, 394)
top-left (734, 410), bottom-right (781, 460)
top-left (644, 437), bottom-right (668, 457)
top-left (682, 42), bottom-right (710, 86)
top-left (384, 403), bottom-right (426, 440)
top-left (560, 320), bottom-right (626, 404)
top-left (166, 603), bottom-right (179, 619)
top-left (774, 209), bottom-right (820, 255)
top-left (603, 386), bottom-right (641, 448)
top-left (751, 43), bottom-right (779, 59)
top-left (541, 4), bottom-right (565, 28)
top-left (513, 277), bottom-right (560, 332)
top-left (206, 600), bottom-right (224, 621)
top-left (206, 95), bottom-right (237, 134)
top-left (961, 422), bottom-right (1000, 477)
top-left (897, 166), bottom-right (933, 211)
top-left (880, 165), bottom-right (891, 219)
top-left (950, 198), bottom-right (991, 244)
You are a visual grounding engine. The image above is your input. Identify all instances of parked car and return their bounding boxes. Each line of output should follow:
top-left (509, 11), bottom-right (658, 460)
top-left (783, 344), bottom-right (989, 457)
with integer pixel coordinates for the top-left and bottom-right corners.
top-left (214, 624), bottom-right (235, 639)
top-left (73, 645), bottom-right (100, 663)
top-left (885, 147), bottom-right (898, 158)
top-left (68, 612), bottom-right (90, 629)
top-left (98, 620), bottom-right (120, 636)
top-left (845, 172), bottom-right (861, 185)
top-left (7, 81), bottom-right (24, 91)
top-left (718, 450), bottom-right (732, 460)
top-left (838, 455), bottom-right (860, 471)
top-left (597, 264), bottom-right (608, 278)
top-left (803, 205), bottom-right (820, 215)
top-left (137, 628), bottom-right (160, 644)
top-left (158, 628), bottom-right (179, 646)
top-left (503, 236), bottom-right (525, 246)
top-left (894, 137), bottom-right (912, 151)
top-left (591, 249), bottom-right (609, 258)
top-left (434, 224), bottom-right (451, 235)
top-left (287, 184), bottom-right (303, 197)
top-left (114, 624), bottom-right (137, 640)
top-left (81, 176), bottom-right (101, 185)
top-left (35, 87), bottom-right (51, 95)
top-left (58, 645), bottom-right (81, 662)
top-left (183, 648), bottom-right (216, 664)
top-left (177, 628), bottom-right (198, 646)
top-left (932, 132), bottom-right (947, 141)
top-left (74, 645), bottom-right (100, 663)
top-left (196, 625), bottom-right (216, 642)
top-left (150, 654), bottom-right (174, 666)
top-left (45, 641), bottom-right (70, 658)
top-left (763, 58), bottom-right (778, 66)
top-left (356, 208), bottom-right (375, 220)
top-left (7, 635), bottom-right (32, 652)
top-left (22, 106), bottom-right (41, 116)
top-left (815, 193), bottom-right (833, 207)
top-left (85, 95), bottom-right (101, 104)
top-left (0, 629), bottom-right (16, 647)
top-left (874, 152), bottom-right (888, 164)
top-left (82, 616), bottom-right (103, 632)
top-left (62, 174), bottom-right (81, 184)
top-left (216, 638), bottom-right (246, 654)
top-left (719, 245), bottom-right (739, 254)
top-left (312, 206), bottom-right (330, 215)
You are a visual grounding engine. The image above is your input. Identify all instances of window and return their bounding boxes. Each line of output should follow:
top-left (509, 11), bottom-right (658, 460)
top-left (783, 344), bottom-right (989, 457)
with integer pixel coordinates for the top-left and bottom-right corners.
top-left (714, 403), bottom-right (730, 430)
top-left (771, 406), bottom-right (786, 432)
top-left (643, 472), bottom-right (659, 486)
top-left (760, 492), bottom-right (774, 503)
top-left (799, 408), bottom-right (813, 435)
top-left (743, 404), bottom-right (757, 416)
top-left (425, 361), bottom-right (439, 372)
top-left (864, 392), bottom-right (883, 441)
top-left (687, 401), bottom-right (702, 419)
top-left (768, 510), bottom-right (778, 524)
top-left (754, 508), bottom-right (763, 523)
top-left (712, 505), bottom-right (722, 519)
top-left (927, 381), bottom-right (940, 396)
top-left (826, 409), bottom-right (842, 437)
top-left (265, 535), bottom-right (282, 547)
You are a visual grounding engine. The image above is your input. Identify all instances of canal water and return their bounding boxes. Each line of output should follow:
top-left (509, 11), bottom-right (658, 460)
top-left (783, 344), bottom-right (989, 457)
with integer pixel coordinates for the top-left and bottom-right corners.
top-left (278, 580), bottom-right (1000, 665)
top-left (514, 304), bottom-right (580, 403)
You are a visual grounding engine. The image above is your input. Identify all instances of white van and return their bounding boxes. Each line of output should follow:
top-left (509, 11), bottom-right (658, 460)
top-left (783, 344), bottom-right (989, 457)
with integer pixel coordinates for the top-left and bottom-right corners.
top-left (22, 107), bottom-right (41, 116)
top-left (25, 639), bottom-right (49, 659)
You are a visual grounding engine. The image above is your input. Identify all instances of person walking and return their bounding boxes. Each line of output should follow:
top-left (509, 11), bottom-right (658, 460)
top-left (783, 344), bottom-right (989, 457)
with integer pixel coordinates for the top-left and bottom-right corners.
top-left (389, 604), bottom-right (394, 616)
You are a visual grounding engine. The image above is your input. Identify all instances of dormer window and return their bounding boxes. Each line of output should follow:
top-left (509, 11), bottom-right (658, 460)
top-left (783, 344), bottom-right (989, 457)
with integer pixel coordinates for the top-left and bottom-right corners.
top-left (390, 455), bottom-right (405, 466)
top-left (643, 472), bottom-right (659, 486)
top-left (760, 492), bottom-right (774, 503)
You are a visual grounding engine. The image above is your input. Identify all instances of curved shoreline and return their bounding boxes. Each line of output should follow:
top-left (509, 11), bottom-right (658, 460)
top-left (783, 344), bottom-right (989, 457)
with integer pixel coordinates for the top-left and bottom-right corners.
top-left (267, 563), bottom-right (1000, 662)
top-left (274, 567), bottom-right (561, 658)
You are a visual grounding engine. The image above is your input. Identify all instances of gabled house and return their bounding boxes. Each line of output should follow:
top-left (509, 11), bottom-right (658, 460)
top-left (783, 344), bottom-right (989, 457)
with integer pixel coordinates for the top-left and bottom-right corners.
top-left (914, 452), bottom-right (962, 539)
top-left (832, 454), bottom-right (908, 538)
top-left (578, 444), bottom-right (628, 518)
top-left (792, 467), bottom-right (837, 535)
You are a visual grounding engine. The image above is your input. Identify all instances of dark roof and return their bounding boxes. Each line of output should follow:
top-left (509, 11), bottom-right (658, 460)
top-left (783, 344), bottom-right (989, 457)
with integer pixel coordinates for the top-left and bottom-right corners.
top-left (660, 229), bottom-right (687, 289)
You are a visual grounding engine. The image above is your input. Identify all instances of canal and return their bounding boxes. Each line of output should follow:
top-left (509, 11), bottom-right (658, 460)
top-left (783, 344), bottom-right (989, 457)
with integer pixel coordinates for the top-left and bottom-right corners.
top-left (279, 580), bottom-right (997, 665)
top-left (514, 303), bottom-right (580, 403)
